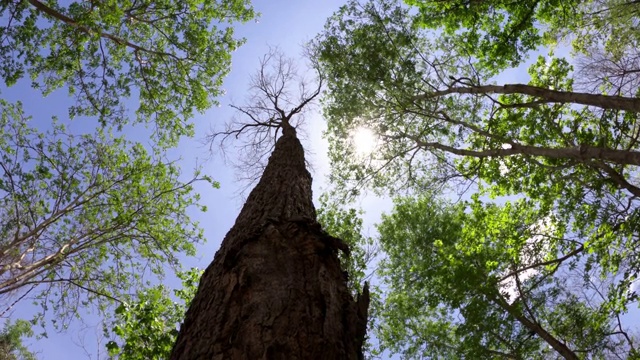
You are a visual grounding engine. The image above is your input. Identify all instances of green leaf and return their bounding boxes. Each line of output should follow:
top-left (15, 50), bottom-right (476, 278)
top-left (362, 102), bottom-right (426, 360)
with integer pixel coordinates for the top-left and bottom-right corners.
top-left (0, 0), bottom-right (257, 146)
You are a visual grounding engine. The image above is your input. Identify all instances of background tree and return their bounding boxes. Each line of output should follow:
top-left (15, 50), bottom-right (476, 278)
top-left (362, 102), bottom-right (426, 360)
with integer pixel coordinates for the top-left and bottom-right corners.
top-left (316, 193), bottom-right (377, 295)
top-left (314, 0), bottom-right (640, 358)
top-left (315, 0), bottom-right (640, 287)
top-left (0, 99), bottom-right (216, 329)
top-left (0, 0), bottom-right (255, 144)
top-left (405, 0), bottom-right (640, 73)
top-left (376, 194), bottom-right (637, 359)
top-left (170, 49), bottom-right (369, 359)
top-left (316, 193), bottom-right (381, 357)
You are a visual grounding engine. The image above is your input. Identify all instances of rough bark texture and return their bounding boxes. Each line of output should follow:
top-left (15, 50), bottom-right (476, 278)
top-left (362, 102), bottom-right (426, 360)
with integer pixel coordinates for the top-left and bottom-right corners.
top-left (170, 125), bottom-right (369, 360)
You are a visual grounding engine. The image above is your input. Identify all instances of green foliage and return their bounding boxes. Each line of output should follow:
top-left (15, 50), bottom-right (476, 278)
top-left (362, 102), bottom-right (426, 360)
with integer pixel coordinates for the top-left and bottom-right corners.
top-left (0, 0), bottom-right (256, 145)
top-left (316, 0), bottom-right (640, 299)
top-left (405, 0), bottom-right (640, 71)
top-left (0, 319), bottom-right (36, 360)
top-left (105, 268), bottom-right (202, 360)
top-left (543, 0), bottom-right (640, 59)
top-left (317, 193), bottom-right (376, 294)
top-left (315, 1), bottom-right (640, 357)
top-left (316, 0), bottom-right (451, 196)
top-left (405, 0), bottom-right (573, 70)
top-left (0, 100), bottom-right (218, 328)
top-left (376, 194), bottom-right (634, 358)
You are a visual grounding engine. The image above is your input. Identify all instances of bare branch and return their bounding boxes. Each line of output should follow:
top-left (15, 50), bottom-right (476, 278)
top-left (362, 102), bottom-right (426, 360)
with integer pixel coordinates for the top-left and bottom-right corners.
top-left (499, 245), bottom-right (585, 283)
top-left (206, 47), bottom-right (323, 189)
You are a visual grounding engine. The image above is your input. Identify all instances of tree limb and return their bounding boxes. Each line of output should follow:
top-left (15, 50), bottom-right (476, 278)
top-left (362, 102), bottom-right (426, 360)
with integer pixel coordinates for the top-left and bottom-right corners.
top-left (414, 84), bottom-right (640, 113)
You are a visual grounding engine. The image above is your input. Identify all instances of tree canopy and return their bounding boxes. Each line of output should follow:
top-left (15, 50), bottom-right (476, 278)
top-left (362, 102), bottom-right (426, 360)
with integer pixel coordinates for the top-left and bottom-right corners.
top-left (406, 0), bottom-right (640, 72)
top-left (315, 0), bottom-right (640, 358)
top-left (1, 0), bottom-right (255, 144)
top-left (377, 194), bottom-right (636, 359)
top-left (0, 99), bottom-right (217, 329)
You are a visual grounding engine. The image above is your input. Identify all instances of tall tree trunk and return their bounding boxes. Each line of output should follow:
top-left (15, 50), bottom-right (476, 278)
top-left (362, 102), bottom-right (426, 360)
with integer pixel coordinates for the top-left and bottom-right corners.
top-left (170, 125), bottom-right (369, 360)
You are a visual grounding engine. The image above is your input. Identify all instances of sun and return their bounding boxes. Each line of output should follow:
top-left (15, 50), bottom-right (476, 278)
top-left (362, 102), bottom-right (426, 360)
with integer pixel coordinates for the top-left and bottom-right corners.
top-left (352, 127), bottom-right (378, 155)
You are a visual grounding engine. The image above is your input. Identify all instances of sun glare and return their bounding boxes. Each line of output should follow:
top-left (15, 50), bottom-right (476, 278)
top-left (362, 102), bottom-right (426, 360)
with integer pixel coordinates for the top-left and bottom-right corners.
top-left (352, 127), bottom-right (377, 155)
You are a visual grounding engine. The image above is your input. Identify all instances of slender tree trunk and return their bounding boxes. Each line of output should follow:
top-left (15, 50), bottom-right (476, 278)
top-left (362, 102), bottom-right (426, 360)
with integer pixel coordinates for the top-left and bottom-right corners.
top-left (507, 308), bottom-right (578, 360)
top-left (406, 136), bottom-right (640, 166)
top-left (492, 296), bottom-right (578, 360)
top-left (170, 125), bottom-right (369, 360)
top-left (416, 84), bottom-right (640, 112)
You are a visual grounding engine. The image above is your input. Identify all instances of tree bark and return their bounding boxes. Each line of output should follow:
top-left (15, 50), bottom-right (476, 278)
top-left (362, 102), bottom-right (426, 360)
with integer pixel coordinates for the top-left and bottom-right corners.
top-left (170, 125), bottom-right (369, 360)
top-left (415, 84), bottom-right (640, 113)
top-left (407, 138), bottom-right (640, 166)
